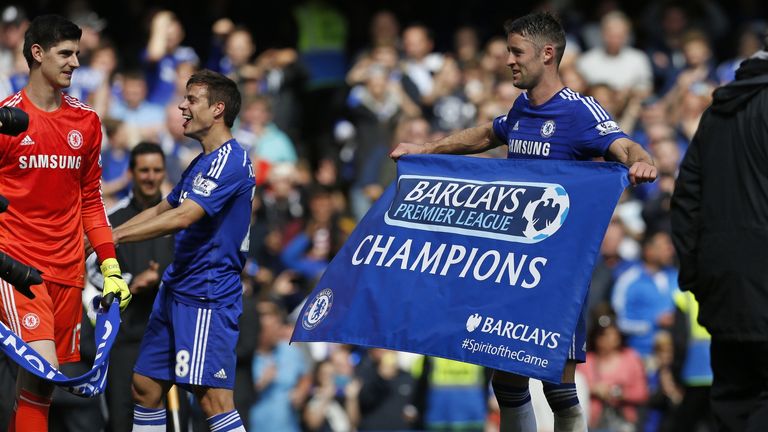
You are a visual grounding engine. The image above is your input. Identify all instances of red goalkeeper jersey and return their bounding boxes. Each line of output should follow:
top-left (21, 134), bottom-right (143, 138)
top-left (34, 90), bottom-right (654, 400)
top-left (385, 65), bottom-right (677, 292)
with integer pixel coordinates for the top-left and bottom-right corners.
top-left (0, 89), bottom-right (110, 287)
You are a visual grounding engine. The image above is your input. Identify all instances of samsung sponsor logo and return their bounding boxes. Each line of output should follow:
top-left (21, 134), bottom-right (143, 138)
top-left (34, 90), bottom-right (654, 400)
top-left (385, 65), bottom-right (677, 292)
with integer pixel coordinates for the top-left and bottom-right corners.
top-left (508, 139), bottom-right (550, 157)
top-left (18, 154), bottom-right (82, 169)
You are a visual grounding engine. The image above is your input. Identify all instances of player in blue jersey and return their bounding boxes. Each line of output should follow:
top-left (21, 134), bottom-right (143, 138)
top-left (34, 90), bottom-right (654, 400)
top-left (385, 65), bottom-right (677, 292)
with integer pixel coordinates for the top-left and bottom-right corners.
top-left (391, 12), bottom-right (656, 432)
top-left (111, 69), bottom-right (253, 432)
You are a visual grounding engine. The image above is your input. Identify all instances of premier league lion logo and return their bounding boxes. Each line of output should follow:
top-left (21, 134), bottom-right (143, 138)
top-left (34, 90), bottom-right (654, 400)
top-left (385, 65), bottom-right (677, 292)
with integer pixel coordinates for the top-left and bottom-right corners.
top-left (522, 186), bottom-right (570, 241)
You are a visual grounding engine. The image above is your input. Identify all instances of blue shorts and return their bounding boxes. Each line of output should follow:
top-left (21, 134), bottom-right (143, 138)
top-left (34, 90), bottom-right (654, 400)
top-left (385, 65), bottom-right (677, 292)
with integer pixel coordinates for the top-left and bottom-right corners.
top-left (568, 302), bottom-right (587, 363)
top-left (134, 286), bottom-right (241, 390)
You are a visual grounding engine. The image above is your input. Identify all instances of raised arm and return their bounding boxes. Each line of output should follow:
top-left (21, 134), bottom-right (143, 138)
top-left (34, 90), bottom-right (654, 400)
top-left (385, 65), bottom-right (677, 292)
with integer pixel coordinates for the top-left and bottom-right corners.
top-left (145, 11), bottom-right (173, 62)
top-left (389, 121), bottom-right (503, 159)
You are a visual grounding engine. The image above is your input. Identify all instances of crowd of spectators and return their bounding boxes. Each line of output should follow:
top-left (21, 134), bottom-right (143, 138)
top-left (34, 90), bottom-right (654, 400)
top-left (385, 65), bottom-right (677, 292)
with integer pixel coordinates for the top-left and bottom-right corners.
top-left (0, 1), bottom-right (765, 430)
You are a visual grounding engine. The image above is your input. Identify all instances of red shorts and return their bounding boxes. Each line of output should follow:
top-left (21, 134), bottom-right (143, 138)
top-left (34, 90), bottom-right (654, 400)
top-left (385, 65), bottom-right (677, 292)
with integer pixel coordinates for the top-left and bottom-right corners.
top-left (0, 279), bottom-right (82, 364)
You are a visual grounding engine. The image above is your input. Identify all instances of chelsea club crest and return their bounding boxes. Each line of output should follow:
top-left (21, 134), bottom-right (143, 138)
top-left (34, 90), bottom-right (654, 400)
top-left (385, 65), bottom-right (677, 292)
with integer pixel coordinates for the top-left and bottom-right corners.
top-left (302, 288), bottom-right (334, 330)
top-left (540, 120), bottom-right (556, 138)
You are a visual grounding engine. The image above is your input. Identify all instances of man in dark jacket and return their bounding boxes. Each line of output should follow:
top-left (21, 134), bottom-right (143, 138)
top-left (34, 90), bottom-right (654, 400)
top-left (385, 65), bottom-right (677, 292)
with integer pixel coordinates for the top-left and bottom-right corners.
top-left (671, 35), bottom-right (768, 432)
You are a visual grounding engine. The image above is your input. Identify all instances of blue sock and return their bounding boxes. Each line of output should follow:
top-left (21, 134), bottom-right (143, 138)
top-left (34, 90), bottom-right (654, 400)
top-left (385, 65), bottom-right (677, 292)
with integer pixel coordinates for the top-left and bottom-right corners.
top-left (132, 405), bottom-right (166, 431)
top-left (542, 382), bottom-right (579, 411)
top-left (492, 381), bottom-right (531, 407)
top-left (207, 409), bottom-right (246, 432)
top-left (492, 381), bottom-right (537, 432)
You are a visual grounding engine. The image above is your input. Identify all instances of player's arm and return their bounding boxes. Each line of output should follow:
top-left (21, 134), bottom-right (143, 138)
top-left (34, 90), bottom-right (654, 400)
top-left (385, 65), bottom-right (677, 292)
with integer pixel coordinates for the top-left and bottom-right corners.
top-left (606, 137), bottom-right (657, 185)
top-left (113, 199), bottom-right (173, 234)
top-left (80, 122), bottom-right (132, 310)
top-left (390, 122), bottom-right (503, 159)
top-left (80, 123), bottom-right (117, 260)
top-left (113, 198), bottom-right (206, 245)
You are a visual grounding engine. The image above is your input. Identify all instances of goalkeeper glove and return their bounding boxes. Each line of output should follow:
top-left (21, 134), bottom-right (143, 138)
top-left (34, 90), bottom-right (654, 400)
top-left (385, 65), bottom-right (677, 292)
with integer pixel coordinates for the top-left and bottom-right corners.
top-left (100, 258), bottom-right (132, 311)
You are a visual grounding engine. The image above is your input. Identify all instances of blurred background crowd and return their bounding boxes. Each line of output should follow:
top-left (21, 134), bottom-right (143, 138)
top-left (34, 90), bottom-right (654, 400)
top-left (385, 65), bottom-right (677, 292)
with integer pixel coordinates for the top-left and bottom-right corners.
top-left (1, 0), bottom-right (766, 430)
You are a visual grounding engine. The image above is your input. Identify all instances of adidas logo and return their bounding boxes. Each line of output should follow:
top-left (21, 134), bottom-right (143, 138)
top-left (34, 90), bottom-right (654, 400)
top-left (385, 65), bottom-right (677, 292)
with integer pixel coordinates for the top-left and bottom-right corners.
top-left (214, 369), bottom-right (227, 379)
top-left (512, 121), bottom-right (519, 131)
top-left (20, 135), bottom-right (35, 146)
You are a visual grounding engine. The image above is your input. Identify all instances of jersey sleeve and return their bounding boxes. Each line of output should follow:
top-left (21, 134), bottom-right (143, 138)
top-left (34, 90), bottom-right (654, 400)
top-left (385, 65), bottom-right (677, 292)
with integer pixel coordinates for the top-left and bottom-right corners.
top-left (167, 153), bottom-right (203, 208)
top-left (166, 179), bottom-right (183, 208)
top-left (492, 113), bottom-right (511, 143)
top-left (186, 154), bottom-right (248, 217)
top-left (572, 96), bottom-right (629, 158)
top-left (81, 117), bottom-right (111, 232)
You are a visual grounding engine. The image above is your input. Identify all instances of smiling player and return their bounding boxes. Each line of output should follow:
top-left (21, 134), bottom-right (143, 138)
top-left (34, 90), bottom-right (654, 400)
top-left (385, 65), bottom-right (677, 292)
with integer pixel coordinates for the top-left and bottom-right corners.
top-left (0, 15), bottom-right (130, 431)
top-left (111, 69), bottom-right (253, 432)
top-left (391, 11), bottom-right (655, 432)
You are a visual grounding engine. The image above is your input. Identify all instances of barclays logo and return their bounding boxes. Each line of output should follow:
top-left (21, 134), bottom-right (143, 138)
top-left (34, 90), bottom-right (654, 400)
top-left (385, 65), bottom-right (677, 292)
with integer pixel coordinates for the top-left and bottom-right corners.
top-left (466, 313), bottom-right (482, 332)
top-left (385, 175), bottom-right (570, 243)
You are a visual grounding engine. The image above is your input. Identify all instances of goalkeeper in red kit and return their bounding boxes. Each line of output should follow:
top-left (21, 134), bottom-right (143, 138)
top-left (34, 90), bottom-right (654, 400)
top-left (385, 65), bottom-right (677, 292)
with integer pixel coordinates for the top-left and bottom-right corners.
top-left (0, 15), bottom-right (131, 431)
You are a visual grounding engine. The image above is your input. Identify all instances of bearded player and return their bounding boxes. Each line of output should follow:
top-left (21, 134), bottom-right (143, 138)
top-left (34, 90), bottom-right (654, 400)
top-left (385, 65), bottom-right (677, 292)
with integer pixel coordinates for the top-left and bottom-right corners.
top-left (0, 15), bottom-right (131, 431)
top-left (392, 12), bottom-right (656, 432)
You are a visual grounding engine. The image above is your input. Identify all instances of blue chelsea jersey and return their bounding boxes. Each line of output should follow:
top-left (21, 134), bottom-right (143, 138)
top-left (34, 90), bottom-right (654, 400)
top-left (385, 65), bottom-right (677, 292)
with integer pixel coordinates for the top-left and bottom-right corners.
top-left (493, 87), bottom-right (628, 161)
top-left (164, 140), bottom-right (255, 307)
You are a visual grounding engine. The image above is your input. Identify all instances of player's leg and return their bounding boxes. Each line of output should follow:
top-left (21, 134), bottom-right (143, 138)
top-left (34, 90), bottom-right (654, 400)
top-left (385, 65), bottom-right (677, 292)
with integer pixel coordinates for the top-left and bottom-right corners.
top-left (542, 361), bottom-right (586, 432)
top-left (491, 370), bottom-right (536, 432)
top-left (131, 286), bottom-right (174, 431)
top-left (131, 372), bottom-right (172, 431)
top-left (192, 387), bottom-right (245, 432)
top-left (542, 305), bottom-right (587, 432)
top-left (0, 279), bottom-right (61, 432)
top-left (13, 341), bottom-right (56, 432)
top-left (172, 298), bottom-right (244, 431)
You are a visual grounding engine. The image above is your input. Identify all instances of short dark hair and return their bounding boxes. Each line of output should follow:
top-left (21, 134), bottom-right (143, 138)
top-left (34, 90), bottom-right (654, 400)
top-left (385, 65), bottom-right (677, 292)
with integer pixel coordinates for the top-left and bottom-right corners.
top-left (23, 15), bottom-right (82, 68)
top-left (186, 69), bottom-right (242, 128)
top-left (504, 12), bottom-right (566, 65)
top-left (130, 141), bottom-right (166, 170)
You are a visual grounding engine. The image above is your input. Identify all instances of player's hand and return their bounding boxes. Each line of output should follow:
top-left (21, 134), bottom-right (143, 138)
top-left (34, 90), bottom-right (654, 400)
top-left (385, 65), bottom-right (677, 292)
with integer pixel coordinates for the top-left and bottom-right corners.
top-left (100, 258), bottom-right (132, 311)
top-left (628, 161), bottom-right (657, 185)
top-left (389, 142), bottom-right (429, 160)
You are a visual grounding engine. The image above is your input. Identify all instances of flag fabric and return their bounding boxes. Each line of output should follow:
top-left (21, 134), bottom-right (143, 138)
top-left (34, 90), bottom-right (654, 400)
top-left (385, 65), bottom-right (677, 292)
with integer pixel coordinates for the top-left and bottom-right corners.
top-left (0, 296), bottom-right (120, 397)
top-left (292, 155), bottom-right (628, 382)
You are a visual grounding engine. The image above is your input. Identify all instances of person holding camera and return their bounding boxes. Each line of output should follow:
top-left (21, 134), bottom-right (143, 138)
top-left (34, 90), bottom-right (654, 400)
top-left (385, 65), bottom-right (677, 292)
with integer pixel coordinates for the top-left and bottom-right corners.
top-left (0, 15), bottom-right (130, 431)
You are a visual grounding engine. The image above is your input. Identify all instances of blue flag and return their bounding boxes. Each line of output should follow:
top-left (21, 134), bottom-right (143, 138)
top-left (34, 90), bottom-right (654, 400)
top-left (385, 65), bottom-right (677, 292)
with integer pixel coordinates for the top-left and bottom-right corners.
top-left (292, 155), bottom-right (628, 382)
top-left (0, 297), bottom-right (120, 397)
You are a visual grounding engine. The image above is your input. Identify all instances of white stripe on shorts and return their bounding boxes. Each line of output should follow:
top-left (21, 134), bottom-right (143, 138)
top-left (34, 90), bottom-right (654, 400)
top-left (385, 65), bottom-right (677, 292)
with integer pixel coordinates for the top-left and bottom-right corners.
top-left (190, 308), bottom-right (211, 385)
top-left (197, 309), bottom-right (211, 385)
